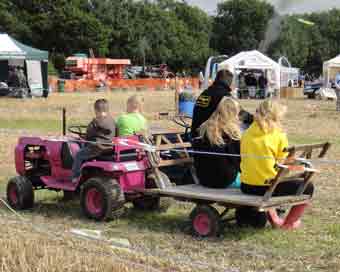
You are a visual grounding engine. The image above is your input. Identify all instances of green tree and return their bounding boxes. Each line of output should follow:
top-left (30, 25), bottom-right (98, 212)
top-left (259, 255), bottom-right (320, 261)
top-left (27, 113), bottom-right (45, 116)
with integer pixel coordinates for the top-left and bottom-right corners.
top-left (211, 0), bottom-right (274, 56)
top-left (269, 9), bottom-right (340, 75)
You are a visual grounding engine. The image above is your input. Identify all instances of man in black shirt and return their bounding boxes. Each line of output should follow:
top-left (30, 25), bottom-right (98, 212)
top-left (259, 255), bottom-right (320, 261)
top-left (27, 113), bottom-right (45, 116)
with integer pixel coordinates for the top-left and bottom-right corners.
top-left (191, 69), bottom-right (253, 138)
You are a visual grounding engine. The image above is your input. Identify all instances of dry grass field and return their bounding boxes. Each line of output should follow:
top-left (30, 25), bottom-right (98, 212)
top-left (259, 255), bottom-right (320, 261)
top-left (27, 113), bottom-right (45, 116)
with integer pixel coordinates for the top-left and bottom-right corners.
top-left (0, 91), bottom-right (340, 272)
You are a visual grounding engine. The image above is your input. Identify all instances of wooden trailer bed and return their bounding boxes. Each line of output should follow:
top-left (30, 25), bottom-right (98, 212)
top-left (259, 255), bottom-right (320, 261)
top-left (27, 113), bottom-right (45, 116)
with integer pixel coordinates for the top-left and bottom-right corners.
top-left (144, 184), bottom-right (311, 211)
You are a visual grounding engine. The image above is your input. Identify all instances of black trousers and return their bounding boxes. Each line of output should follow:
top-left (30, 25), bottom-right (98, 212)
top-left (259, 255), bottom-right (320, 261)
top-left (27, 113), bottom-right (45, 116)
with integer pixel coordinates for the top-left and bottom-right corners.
top-left (241, 180), bottom-right (314, 197)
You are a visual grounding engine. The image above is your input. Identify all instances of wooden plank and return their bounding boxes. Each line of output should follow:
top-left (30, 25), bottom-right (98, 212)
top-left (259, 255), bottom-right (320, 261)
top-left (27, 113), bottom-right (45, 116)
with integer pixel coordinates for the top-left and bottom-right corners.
top-left (176, 133), bottom-right (190, 158)
top-left (143, 184), bottom-right (310, 208)
top-left (161, 135), bottom-right (173, 145)
top-left (285, 143), bottom-right (329, 152)
top-left (156, 143), bottom-right (192, 151)
top-left (151, 128), bottom-right (184, 136)
top-left (158, 158), bottom-right (193, 167)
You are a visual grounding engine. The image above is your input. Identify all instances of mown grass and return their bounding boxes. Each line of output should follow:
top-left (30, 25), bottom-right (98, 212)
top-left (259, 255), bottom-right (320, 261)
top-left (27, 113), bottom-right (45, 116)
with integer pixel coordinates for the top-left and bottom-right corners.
top-left (1, 93), bottom-right (340, 271)
top-left (0, 118), bottom-right (61, 132)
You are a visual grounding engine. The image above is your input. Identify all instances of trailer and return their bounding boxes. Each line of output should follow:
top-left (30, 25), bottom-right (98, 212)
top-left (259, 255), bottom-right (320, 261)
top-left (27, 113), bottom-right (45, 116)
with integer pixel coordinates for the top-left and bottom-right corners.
top-left (144, 136), bottom-right (331, 237)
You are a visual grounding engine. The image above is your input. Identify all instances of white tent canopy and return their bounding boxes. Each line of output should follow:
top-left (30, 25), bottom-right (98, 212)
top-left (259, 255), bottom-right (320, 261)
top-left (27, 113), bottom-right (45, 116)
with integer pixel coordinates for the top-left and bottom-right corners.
top-left (218, 50), bottom-right (281, 90)
top-left (323, 55), bottom-right (340, 87)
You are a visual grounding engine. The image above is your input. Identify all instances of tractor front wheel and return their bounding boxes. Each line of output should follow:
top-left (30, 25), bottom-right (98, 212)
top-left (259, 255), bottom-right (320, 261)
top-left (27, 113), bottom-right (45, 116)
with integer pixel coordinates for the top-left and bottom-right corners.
top-left (80, 177), bottom-right (125, 221)
top-left (6, 176), bottom-right (34, 210)
top-left (190, 205), bottom-right (221, 237)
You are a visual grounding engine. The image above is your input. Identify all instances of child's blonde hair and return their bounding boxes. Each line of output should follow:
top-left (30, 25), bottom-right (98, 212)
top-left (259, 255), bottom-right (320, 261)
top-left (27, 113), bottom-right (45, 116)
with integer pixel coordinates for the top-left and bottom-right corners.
top-left (199, 97), bottom-right (241, 146)
top-left (255, 99), bottom-right (287, 132)
top-left (127, 95), bottom-right (144, 112)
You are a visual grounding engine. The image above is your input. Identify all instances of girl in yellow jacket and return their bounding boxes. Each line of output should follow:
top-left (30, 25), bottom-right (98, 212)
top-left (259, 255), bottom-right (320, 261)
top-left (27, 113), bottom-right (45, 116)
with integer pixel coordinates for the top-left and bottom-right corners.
top-left (240, 99), bottom-right (313, 230)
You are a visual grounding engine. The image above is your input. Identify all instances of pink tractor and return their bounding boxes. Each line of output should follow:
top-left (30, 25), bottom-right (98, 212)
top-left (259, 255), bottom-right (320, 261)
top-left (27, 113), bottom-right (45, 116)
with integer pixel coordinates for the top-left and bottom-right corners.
top-left (6, 125), bottom-right (172, 221)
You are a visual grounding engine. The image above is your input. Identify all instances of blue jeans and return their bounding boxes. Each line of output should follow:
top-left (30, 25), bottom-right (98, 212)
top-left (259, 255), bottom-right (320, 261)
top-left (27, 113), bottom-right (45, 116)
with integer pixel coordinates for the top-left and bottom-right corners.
top-left (71, 146), bottom-right (95, 179)
top-left (229, 172), bottom-right (241, 189)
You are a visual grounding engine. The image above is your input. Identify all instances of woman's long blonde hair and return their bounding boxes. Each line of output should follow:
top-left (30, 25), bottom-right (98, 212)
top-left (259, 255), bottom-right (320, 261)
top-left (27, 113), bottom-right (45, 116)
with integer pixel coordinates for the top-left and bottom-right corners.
top-left (199, 97), bottom-right (241, 146)
top-left (255, 99), bottom-right (287, 132)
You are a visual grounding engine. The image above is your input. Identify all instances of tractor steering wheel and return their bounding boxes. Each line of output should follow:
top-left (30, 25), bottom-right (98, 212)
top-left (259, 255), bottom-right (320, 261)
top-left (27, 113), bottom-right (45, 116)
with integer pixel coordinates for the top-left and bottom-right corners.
top-left (68, 125), bottom-right (88, 139)
top-left (173, 115), bottom-right (192, 129)
top-left (173, 115), bottom-right (192, 141)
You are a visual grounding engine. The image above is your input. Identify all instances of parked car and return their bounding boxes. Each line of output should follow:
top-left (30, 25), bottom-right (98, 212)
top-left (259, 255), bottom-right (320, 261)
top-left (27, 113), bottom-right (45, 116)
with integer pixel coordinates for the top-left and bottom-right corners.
top-left (304, 81), bottom-right (323, 99)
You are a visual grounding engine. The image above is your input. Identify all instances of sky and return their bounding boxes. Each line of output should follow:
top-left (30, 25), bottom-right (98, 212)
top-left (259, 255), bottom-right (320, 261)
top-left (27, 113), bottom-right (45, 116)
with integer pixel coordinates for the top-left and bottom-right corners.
top-left (186, 0), bottom-right (340, 14)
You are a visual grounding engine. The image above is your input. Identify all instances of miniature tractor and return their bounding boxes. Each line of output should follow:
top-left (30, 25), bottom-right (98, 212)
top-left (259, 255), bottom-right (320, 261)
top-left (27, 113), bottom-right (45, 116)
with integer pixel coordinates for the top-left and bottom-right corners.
top-left (6, 125), bottom-right (172, 221)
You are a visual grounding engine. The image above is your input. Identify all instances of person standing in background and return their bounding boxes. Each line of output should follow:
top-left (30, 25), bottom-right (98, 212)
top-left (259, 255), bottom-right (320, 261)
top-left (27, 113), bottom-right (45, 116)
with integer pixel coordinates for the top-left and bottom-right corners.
top-left (335, 72), bottom-right (340, 111)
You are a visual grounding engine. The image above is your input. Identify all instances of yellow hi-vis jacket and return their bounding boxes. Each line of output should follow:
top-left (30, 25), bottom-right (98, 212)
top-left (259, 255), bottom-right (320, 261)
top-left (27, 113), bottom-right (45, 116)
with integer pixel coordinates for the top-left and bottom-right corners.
top-left (240, 122), bottom-right (288, 186)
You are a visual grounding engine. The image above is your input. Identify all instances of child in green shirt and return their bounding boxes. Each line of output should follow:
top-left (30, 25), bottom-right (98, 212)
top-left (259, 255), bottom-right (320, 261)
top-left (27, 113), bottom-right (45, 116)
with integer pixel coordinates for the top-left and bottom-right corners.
top-left (117, 95), bottom-right (148, 136)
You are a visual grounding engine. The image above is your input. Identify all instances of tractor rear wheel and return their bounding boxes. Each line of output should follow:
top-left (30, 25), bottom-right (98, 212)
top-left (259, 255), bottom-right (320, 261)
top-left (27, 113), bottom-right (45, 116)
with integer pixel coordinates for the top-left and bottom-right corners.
top-left (235, 207), bottom-right (267, 229)
top-left (80, 177), bottom-right (125, 221)
top-left (7, 176), bottom-right (34, 210)
top-left (133, 171), bottom-right (172, 212)
top-left (190, 205), bottom-right (221, 237)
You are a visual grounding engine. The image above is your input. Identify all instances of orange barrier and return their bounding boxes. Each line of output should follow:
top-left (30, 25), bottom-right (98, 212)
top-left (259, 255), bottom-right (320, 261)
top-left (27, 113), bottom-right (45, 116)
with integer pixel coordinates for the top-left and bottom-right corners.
top-left (48, 77), bottom-right (199, 93)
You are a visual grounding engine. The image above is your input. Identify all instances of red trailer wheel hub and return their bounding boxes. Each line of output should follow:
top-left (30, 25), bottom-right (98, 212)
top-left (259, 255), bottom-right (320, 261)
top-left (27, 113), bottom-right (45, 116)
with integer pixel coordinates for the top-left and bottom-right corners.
top-left (193, 213), bottom-right (211, 236)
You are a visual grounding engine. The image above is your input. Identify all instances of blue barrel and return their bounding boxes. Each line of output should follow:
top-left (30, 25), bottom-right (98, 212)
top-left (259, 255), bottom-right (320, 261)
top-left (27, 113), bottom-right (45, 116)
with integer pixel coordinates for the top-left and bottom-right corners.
top-left (178, 101), bottom-right (195, 117)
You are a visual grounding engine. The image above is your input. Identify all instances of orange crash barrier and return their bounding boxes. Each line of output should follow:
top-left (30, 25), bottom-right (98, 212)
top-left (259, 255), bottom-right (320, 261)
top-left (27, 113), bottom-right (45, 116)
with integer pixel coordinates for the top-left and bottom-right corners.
top-left (48, 77), bottom-right (199, 93)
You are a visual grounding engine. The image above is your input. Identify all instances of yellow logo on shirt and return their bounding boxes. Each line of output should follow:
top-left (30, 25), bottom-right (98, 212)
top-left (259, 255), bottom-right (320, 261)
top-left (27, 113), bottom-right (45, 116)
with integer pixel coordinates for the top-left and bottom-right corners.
top-left (196, 95), bottom-right (211, 108)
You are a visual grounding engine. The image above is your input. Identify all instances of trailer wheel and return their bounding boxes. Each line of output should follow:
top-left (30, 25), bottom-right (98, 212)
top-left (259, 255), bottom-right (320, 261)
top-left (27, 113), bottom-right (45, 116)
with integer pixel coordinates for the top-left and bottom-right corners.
top-left (190, 205), bottom-right (220, 237)
top-left (235, 207), bottom-right (267, 229)
top-left (80, 177), bottom-right (125, 221)
top-left (133, 171), bottom-right (172, 212)
top-left (6, 176), bottom-right (34, 210)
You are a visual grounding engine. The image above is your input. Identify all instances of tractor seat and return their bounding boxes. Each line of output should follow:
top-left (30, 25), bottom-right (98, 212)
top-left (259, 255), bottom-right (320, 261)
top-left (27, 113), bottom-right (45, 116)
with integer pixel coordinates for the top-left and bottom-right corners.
top-left (61, 141), bottom-right (81, 169)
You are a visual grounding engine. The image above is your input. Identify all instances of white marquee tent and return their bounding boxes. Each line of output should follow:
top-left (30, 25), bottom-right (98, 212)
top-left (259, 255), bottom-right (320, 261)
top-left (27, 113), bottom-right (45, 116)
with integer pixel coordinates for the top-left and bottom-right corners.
top-left (323, 55), bottom-right (340, 87)
top-left (218, 50), bottom-right (282, 90)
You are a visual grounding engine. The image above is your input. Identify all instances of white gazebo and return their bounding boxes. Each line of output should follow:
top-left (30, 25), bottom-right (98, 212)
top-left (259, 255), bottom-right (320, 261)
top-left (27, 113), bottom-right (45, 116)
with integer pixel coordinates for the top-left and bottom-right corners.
top-left (218, 50), bottom-right (281, 91)
top-left (323, 55), bottom-right (340, 87)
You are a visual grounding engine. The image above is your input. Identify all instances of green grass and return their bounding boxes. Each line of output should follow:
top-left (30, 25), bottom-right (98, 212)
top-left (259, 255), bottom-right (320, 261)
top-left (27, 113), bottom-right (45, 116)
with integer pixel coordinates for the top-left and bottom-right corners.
top-left (0, 118), bottom-right (61, 132)
top-left (289, 134), bottom-right (326, 145)
top-left (1, 96), bottom-right (340, 271)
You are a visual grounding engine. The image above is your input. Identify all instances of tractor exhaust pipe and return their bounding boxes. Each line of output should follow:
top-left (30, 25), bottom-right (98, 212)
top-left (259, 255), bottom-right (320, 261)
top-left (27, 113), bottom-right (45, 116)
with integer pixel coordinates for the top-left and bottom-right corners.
top-left (62, 108), bottom-right (66, 136)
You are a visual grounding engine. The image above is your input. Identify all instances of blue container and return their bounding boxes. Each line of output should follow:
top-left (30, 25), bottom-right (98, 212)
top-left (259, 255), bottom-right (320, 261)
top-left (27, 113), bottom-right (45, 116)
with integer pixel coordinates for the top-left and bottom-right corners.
top-left (179, 101), bottom-right (195, 117)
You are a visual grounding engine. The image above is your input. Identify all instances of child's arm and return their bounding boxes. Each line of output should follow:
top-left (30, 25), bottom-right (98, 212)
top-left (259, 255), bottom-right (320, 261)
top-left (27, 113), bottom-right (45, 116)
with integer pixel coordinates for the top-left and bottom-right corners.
top-left (85, 120), bottom-right (96, 141)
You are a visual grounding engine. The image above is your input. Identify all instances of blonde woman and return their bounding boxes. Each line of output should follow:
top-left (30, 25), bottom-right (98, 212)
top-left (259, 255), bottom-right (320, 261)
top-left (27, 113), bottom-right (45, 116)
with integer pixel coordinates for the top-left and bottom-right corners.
top-left (193, 97), bottom-right (242, 189)
top-left (240, 99), bottom-right (314, 230)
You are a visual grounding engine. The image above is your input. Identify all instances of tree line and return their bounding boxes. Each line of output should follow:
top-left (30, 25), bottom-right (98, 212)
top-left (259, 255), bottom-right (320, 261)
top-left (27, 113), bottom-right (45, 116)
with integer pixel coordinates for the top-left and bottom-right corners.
top-left (0, 0), bottom-right (339, 75)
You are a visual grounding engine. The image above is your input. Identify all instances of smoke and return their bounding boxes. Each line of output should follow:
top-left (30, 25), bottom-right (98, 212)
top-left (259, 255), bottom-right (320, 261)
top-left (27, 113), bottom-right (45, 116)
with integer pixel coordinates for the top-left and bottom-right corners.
top-left (259, 0), bottom-right (340, 54)
top-left (258, 12), bottom-right (283, 54)
top-left (270, 0), bottom-right (340, 14)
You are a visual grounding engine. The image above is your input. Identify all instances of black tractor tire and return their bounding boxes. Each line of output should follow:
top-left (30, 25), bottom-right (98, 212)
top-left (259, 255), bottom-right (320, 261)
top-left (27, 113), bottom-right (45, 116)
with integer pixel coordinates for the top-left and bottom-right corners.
top-left (133, 171), bottom-right (172, 212)
top-left (6, 176), bottom-right (34, 210)
top-left (190, 205), bottom-right (221, 237)
top-left (235, 207), bottom-right (267, 229)
top-left (80, 177), bottom-right (125, 221)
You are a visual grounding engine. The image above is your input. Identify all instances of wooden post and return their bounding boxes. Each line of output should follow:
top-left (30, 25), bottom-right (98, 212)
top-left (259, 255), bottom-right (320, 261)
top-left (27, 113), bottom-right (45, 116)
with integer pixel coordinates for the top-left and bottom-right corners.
top-left (175, 76), bottom-right (179, 115)
top-left (62, 108), bottom-right (66, 136)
